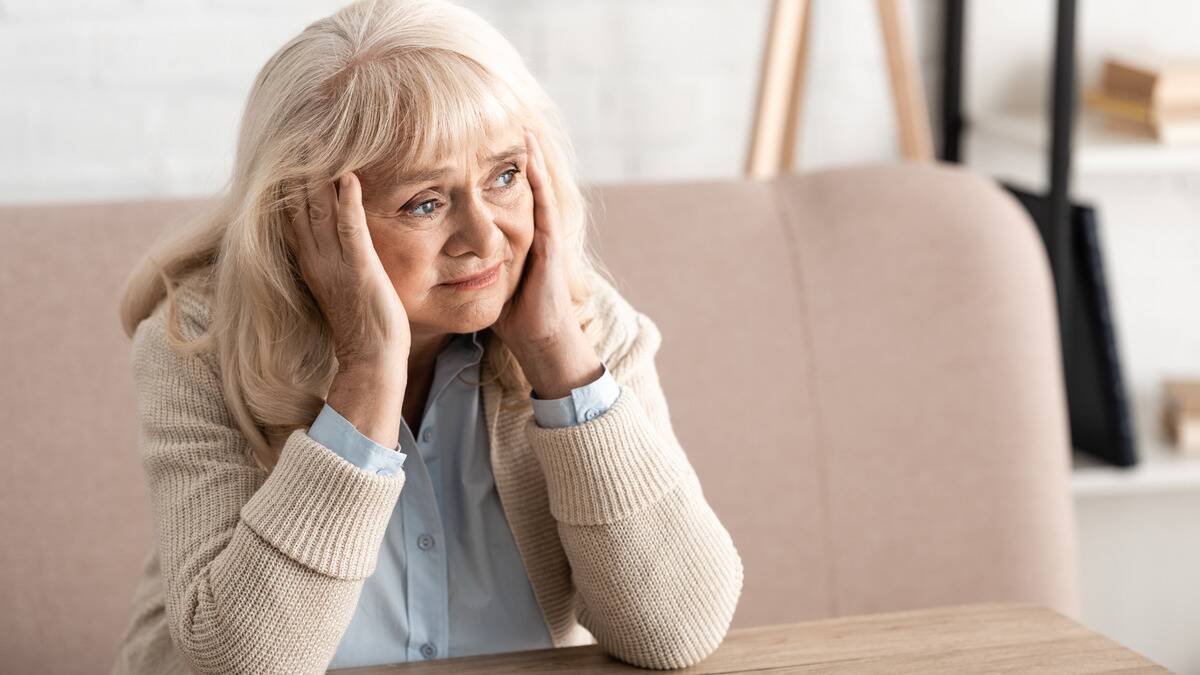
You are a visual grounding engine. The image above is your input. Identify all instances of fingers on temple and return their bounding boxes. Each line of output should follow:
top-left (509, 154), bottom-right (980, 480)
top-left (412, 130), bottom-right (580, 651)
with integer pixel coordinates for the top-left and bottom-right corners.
top-left (334, 172), bottom-right (375, 265)
top-left (306, 179), bottom-right (339, 256)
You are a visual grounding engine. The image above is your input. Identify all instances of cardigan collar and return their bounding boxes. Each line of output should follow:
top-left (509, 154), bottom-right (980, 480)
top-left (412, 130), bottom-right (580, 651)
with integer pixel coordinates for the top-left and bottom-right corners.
top-left (478, 274), bottom-right (634, 649)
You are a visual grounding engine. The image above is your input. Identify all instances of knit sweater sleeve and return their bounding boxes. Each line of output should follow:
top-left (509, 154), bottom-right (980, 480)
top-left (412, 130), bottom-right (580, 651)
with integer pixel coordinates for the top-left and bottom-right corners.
top-left (130, 294), bottom-right (405, 674)
top-left (524, 310), bottom-right (744, 670)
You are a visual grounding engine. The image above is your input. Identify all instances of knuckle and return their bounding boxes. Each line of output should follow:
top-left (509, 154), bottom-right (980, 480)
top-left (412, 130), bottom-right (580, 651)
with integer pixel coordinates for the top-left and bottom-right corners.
top-left (307, 202), bottom-right (328, 222)
top-left (337, 219), bottom-right (360, 238)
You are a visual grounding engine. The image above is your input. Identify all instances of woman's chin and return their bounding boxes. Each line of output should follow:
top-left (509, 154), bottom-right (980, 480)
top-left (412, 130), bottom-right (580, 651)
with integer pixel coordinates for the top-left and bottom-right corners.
top-left (444, 298), bottom-right (504, 334)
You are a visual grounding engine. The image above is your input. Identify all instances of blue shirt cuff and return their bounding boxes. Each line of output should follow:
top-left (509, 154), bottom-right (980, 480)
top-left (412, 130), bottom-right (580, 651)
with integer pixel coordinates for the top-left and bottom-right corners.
top-left (308, 403), bottom-right (407, 476)
top-left (530, 363), bottom-right (621, 428)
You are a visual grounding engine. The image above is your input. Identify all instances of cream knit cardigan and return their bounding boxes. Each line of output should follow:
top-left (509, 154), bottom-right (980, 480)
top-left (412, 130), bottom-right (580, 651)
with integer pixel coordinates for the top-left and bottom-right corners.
top-left (110, 272), bottom-right (744, 674)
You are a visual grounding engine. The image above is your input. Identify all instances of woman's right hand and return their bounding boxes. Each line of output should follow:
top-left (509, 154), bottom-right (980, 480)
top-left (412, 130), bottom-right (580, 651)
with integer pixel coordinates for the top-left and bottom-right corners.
top-left (287, 172), bottom-right (411, 370)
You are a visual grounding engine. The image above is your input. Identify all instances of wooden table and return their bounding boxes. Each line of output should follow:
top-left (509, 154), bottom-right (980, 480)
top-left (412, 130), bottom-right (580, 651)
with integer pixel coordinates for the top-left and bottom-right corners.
top-left (330, 601), bottom-right (1170, 673)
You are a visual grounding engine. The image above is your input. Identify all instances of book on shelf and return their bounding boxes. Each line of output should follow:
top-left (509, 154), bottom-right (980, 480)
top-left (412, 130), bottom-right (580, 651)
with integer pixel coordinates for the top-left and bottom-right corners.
top-left (1162, 378), bottom-right (1200, 456)
top-left (1102, 55), bottom-right (1200, 109)
top-left (1087, 55), bottom-right (1200, 144)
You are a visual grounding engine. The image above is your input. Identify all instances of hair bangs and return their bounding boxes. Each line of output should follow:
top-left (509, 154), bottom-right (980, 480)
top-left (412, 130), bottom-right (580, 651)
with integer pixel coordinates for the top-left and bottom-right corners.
top-left (355, 49), bottom-right (527, 187)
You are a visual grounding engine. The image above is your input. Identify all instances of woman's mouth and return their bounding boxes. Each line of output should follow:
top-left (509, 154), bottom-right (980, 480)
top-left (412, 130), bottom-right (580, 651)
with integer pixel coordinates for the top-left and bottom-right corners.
top-left (440, 261), bottom-right (502, 290)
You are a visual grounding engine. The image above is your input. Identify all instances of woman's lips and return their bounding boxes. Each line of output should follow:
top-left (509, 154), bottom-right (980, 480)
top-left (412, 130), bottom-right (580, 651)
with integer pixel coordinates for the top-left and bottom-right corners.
top-left (441, 261), bottom-right (502, 290)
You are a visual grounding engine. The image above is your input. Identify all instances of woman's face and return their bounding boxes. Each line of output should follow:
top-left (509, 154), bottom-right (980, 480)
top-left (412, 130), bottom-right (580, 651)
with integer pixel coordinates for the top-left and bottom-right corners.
top-left (358, 123), bottom-right (534, 342)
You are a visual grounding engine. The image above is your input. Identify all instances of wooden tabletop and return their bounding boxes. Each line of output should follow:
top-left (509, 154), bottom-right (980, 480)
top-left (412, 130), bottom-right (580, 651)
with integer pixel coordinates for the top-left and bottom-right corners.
top-left (329, 601), bottom-right (1170, 674)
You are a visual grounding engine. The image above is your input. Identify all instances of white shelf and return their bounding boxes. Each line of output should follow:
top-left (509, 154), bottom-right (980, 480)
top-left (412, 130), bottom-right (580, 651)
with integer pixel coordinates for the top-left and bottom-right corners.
top-left (968, 110), bottom-right (1200, 179)
top-left (1071, 437), bottom-right (1200, 497)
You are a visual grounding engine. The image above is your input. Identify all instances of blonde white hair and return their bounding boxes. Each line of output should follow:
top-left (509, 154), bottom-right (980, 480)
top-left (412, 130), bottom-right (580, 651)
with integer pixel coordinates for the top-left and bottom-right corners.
top-left (118, 0), bottom-right (612, 473)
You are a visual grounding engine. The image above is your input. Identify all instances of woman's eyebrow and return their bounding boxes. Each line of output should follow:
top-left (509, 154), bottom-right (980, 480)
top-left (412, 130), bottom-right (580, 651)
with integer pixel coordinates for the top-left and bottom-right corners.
top-left (485, 144), bottom-right (528, 163)
top-left (390, 144), bottom-right (528, 186)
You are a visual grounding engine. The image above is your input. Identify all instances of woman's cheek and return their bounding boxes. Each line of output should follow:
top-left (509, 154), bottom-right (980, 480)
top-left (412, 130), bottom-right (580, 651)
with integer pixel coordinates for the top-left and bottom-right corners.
top-left (518, 211), bottom-right (535, 252)
top-left (375, 235), bottom-right (437, 289)
top-left (498, 193), bottom-right (534, 245)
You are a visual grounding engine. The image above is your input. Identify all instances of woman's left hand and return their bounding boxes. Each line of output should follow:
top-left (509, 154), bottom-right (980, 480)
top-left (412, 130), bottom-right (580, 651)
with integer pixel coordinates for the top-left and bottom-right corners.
top-left (490, 128), bottom-right (602, 398)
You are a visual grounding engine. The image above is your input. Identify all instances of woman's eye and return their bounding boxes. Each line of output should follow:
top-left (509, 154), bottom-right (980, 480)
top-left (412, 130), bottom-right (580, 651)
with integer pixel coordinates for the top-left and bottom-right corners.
top-left (494, 167), bottom-right (519, 189)
top-left (407, 199), bottom-right (439, 218)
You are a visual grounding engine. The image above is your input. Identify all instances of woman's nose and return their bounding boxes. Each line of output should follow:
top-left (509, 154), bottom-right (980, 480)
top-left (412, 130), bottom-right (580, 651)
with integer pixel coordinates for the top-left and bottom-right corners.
top-left (447, 192), bottom-right (501, 257)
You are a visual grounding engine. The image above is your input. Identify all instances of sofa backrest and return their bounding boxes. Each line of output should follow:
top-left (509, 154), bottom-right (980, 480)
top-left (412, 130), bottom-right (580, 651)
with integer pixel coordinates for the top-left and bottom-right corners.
top-left (0, 163), bottom-right (1079, 674)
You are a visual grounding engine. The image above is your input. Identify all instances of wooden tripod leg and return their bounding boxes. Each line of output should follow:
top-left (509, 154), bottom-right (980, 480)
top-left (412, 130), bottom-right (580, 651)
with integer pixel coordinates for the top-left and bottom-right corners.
top-left (877, 0), bottom-right (934, 161)
top-left (746, 0), bottom-right (812, 178)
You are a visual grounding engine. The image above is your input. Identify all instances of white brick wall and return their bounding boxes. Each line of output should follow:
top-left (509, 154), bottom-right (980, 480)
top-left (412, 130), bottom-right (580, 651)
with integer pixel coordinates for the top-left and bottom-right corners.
top-left (0, 0), bottom-right (940, 204)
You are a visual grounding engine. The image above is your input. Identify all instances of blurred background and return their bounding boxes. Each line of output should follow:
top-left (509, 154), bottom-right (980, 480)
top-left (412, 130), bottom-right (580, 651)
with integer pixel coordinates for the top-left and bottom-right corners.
top-left (2, 0), bottom-right (1199, 672)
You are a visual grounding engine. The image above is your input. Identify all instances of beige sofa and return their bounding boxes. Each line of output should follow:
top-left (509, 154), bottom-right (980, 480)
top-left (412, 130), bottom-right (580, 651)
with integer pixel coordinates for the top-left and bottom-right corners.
top-left (0, 162), bottom-right (1079, 673)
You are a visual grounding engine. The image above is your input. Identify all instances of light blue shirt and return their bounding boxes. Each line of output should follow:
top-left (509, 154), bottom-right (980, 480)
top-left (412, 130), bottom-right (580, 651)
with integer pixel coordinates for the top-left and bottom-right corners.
top-left (310, 330), bottom-right (620, 669)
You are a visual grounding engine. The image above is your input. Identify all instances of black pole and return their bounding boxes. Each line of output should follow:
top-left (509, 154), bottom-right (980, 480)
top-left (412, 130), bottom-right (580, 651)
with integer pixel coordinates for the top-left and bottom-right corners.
top-left (1049, 0), bottom-right (1076, 346)
top-left (940, 0), bottom-right (965, 162)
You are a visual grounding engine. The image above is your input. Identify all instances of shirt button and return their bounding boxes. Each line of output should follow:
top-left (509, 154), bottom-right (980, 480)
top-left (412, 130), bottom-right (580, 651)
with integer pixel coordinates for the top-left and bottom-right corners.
top-left (375, 467), bottom-right (391, 476)
top-left (420, 642), bottom-right (437, 659)
top-left (421, 428), bottom-right (433, 442)
top-left (417, 533), bottom-right (435, 550)
top-left (584, 408), bottom-right (600, 420)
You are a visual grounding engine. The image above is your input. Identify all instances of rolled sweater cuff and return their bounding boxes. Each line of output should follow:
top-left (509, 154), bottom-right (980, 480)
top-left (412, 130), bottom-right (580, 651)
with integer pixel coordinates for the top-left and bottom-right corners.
top-left (526, 384), bottom-right (690, 526)
top-left (240, 428), bottom-right (404, 579)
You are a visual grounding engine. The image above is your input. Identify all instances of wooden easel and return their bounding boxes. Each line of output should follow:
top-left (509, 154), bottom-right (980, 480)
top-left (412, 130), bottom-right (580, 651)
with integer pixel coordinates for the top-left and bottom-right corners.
top-left (746, 0), bottom-right (934, 179)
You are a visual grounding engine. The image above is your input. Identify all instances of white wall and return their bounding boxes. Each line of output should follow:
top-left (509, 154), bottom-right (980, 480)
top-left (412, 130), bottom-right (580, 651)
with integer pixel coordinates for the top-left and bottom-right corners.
top-left (1076, 491), bottom-right (1200, 675)
top-left (0, 0), bottom-right (942, 204)
top-left (966, 0), bottom-right (1200, 115)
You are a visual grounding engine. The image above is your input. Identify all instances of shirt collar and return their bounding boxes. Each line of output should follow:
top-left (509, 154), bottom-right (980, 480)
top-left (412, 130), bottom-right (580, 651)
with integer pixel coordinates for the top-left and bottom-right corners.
top-left (438, 329), bottom-right (485, 370)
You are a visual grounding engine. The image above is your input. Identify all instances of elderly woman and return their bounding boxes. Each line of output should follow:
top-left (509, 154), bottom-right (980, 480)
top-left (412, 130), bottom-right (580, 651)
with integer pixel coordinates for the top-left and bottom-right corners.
top-left (110, 0), bottom-right (743, 672)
